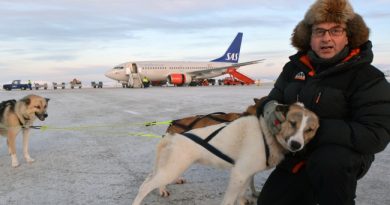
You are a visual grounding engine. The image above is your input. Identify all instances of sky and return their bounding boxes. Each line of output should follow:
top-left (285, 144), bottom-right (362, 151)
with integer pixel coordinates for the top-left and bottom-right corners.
top-left (0, 0), bottom-right (389, 85)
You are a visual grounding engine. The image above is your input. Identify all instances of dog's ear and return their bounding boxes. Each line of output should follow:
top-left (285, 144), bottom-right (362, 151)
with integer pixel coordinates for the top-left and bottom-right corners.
top-left (254, 96), bottom-right (268, 105)
top-left (275, 104), bottom-right (289, 116)
top-left (45, 98), bottom-right (50, 102)
top-left (20, 97), bottom-right (31, 105)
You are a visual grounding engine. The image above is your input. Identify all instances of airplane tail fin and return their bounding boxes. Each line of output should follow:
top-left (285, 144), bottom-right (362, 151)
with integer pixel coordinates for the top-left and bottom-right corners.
top-left (211, 32), bottom-right (242, 63)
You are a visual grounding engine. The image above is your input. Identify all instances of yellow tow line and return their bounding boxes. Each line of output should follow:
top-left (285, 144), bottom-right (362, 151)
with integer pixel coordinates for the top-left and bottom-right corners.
top-left (0, 120), bottom-right (173, 139)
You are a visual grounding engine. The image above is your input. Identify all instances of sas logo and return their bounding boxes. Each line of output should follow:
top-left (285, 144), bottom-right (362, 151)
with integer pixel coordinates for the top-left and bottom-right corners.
top-left (294, 72), bottom-right (306, 81)
top-left (225, 53), bottom-right (239, 61)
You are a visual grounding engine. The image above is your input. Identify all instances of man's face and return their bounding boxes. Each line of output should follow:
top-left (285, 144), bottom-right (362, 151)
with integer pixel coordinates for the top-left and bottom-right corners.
top-left (310, 22), bottom-right (349, 59)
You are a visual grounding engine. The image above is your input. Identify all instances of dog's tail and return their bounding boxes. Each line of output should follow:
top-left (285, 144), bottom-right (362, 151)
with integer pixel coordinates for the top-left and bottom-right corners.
top-left (0, 100), bottom-right (16, 123)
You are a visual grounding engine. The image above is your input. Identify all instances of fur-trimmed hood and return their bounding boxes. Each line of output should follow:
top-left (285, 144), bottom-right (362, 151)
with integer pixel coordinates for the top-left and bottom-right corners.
top-left (291, 0), bottom-right (369, 51)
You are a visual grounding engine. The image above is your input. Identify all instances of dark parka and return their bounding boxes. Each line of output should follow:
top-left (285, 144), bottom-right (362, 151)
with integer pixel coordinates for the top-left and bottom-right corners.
top-left (265, 41), bottom-right (390, 171)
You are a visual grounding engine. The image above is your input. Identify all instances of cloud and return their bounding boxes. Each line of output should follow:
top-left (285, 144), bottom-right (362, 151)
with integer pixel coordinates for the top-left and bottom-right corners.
top-left (0, 0), bottom-right (389, 84)
top-left (30, 54), bottom-right (79, 62)
top-left (0, 0), bottom-right (299, 43)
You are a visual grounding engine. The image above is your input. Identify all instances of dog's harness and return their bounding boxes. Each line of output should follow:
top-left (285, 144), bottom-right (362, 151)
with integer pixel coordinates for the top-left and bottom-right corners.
top-left (181, 125), bottom-right (235, 165)
top-left (17, 116), bottom-right (29, 129)
top-left (171, 112), bottom-right (239, 133)
top-left (181, 119), bottom-right (272, 166)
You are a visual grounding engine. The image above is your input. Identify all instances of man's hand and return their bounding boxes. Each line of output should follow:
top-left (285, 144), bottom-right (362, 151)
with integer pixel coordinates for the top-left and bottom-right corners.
top-left (263, 100), bottom-right (286, 135)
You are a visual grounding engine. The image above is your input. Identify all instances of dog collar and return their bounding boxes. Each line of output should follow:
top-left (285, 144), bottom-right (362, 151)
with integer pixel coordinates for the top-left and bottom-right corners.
top-left (273, 119), bottom-right (281, 126)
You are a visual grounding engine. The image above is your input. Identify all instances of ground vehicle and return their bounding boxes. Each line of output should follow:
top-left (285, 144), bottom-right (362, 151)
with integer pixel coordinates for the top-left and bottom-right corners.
top-left (70, 79), bottom-right (82, 89)
top-left (188, 79), bottom-right (216, 86)
top-left (91, 81), bottom-right (103, 88)
top-left (2, 80), bottom-right (31, 91)
top-left (34, 82), bottom-right (48, 90)
top-left (53, 82), bottom-right (66, 89)
top-left (222, 68), bottom-right (255, 86)
top-left (222, 77), bottom-right (244, 85)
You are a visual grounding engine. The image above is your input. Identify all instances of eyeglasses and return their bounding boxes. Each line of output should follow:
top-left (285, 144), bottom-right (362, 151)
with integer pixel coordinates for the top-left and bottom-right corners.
top-left (312, 27), bottom-right (346, 37)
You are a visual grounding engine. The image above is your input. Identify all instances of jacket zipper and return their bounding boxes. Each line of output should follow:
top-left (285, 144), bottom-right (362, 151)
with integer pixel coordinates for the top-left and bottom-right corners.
top-left (315, 92), bottom-right (322, 104)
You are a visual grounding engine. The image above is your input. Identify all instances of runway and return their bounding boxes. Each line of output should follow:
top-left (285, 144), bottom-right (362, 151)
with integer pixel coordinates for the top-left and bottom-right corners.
top-left (0, 85), bottom-right (389, 205)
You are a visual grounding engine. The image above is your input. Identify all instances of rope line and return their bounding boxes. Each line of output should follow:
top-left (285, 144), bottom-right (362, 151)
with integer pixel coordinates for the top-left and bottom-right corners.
top-left (0, 120), bottom-right (171, 138)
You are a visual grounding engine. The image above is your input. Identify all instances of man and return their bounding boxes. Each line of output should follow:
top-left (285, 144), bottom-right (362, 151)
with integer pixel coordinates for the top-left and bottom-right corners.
top-left (142, 76), bottom-right (150, 88)
top-left (28, 80), bottom-right (32, 90)
top-left (257, 0), bottom-right (390, 204)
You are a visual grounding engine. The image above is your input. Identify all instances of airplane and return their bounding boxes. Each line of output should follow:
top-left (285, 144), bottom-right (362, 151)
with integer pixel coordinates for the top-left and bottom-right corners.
top-left (104, 32), bottom-right (264, 87)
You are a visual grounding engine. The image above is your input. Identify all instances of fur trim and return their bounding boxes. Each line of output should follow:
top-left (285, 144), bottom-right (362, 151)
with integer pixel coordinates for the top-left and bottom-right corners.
top-left (291, 0), bottom-right (369, 51)
top-left (346, 14), bottom-right (370, 49)
top-left (305, 0), bottom-right (354, 25)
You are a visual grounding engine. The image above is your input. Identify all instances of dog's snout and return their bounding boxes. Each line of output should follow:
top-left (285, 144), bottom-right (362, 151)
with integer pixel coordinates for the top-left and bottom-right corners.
top-left (36, 112), bottom-right (48, 121)
top-left (289, 140), bottom-right (302, 152)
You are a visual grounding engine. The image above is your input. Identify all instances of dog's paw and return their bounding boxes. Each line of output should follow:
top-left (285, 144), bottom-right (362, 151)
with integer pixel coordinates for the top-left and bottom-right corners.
top-left (175, 177), bottom-right (186, 184)
top-left (12, 161), bottom-right (20, 168)
top-left (159, 188), bottom-right (170, 197)
top-left (11, 155), bottom-right (20, 168)
top-left (239, 197), bottom-right (255, 205)
top-left (251, 190), bottom-right (260, 197)
top-left (25, 157), bottom-right (35, 163)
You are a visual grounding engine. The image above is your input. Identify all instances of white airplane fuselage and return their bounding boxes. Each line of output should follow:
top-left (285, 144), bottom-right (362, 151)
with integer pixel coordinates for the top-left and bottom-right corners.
top-left (105, 61), bottom-right (233, 83)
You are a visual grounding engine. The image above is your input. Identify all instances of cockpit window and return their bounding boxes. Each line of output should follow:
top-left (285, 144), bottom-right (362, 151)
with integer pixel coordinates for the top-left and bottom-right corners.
top-left (114, 66), bottom-right (124, 70)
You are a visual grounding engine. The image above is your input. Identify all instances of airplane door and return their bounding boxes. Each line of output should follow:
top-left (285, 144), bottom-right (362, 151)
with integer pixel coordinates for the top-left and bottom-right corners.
top-left (125, 67), bottom-right (131, 75)
top-left (131, 63), bottom-right (138, 73)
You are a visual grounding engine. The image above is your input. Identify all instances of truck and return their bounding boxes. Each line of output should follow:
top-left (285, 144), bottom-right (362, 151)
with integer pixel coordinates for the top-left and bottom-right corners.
top-left (2, 80), bottom-right (31, 91)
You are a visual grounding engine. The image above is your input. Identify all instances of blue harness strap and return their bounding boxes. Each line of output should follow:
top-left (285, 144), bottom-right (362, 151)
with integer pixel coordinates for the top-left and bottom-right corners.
top-left (182, 126), bottom-right (235, 165)
top-left (181, 122), bottom-right (270, 166)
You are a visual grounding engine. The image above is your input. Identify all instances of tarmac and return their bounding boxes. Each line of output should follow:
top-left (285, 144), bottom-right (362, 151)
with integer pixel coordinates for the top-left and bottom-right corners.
top-left (0, 85), bottom-right (389, 205)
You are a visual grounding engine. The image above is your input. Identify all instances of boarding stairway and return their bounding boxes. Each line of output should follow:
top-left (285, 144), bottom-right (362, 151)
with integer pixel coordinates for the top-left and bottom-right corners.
top-left (226, 68), bottom-right (255, 85)
top-left (125, 67), bottom-right (143, 88)
top-left (129, 73), bottom-right (143, 88)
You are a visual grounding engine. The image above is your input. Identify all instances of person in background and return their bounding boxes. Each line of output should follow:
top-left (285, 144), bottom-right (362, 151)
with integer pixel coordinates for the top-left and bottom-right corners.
top-left (257, 0), bottom-right (390, 204)
top-left (142, 76), bottom-right (150, 88)
top-left (28, 80), bottom-right (32, 90)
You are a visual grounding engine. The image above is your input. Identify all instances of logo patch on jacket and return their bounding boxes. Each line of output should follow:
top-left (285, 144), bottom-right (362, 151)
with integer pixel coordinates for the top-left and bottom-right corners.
top-left (294, 72), bottom-right (306, 81)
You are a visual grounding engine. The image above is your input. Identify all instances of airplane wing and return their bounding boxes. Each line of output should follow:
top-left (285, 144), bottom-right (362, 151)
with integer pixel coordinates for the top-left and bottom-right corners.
top-left (188, 59), bottom-right (264, 79)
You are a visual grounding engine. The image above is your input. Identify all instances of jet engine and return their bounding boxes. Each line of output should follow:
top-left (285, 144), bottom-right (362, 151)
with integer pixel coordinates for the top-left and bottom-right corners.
top-left (167, 74), bottom-right (192, 86)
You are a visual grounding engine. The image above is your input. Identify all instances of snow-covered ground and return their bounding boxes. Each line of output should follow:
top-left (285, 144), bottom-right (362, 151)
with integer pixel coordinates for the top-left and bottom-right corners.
top-left (0, 85), bottom-right (389, 205)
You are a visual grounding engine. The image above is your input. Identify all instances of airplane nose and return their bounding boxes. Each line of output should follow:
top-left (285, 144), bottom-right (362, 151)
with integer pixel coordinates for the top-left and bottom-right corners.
top-left (105, 70), bottom-right (114, 79)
